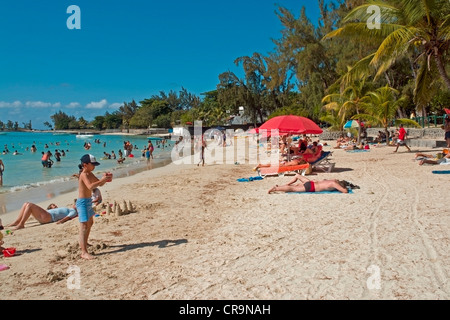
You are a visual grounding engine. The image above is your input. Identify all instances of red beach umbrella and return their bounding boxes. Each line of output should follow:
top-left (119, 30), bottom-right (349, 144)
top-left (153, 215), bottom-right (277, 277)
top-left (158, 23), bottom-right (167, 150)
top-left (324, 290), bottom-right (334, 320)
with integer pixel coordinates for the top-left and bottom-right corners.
top-left (258, 115), bottom-right (323, 135)
top-left (444, 108), bottom-right (450, 115)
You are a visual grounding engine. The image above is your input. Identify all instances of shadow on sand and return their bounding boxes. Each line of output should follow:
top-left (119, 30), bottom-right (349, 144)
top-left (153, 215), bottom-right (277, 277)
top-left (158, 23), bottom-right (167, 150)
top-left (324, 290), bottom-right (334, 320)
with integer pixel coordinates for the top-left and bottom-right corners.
top-left (96, 239), bottom-right (188, 256)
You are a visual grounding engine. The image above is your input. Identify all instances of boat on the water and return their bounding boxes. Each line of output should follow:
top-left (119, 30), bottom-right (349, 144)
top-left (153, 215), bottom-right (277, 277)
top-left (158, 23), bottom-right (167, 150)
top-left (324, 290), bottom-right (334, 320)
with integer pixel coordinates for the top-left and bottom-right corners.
top-left (76, 132), bottom-right (95, 139)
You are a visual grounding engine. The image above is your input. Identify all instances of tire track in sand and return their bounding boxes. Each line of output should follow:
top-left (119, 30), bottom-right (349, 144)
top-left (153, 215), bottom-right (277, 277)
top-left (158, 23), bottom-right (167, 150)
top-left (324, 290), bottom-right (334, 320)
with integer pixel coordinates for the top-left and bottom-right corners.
top-left (360, 159), bottom-right (390, 299)
top-left (403, 179), bottom-right (449, 294)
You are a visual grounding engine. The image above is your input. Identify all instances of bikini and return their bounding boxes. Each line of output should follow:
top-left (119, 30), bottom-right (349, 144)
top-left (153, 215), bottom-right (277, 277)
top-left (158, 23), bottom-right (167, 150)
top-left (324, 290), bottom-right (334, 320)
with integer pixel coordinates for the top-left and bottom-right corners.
top-left (303, 181), bottom-right (316, 192)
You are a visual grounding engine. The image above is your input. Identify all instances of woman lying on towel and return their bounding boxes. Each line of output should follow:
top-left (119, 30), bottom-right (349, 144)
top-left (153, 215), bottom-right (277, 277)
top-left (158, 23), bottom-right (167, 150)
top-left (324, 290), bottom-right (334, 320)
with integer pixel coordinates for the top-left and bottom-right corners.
top-left (415, 151), bottom-right (450, 165)
top-left (268, 174), bottom-right (359, 194)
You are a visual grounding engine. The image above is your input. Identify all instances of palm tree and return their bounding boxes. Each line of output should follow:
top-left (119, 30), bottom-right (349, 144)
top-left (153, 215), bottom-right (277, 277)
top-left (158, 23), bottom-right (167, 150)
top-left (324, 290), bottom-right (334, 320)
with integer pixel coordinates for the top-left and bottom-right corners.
top-left (321, 93), bottom-right (349, 131)
top-left (355, 85), bottom-right (421, 139)
top-left (323, 0), bottom-right (450, 109)
top-left (324, 80), bottom-right (371, 142)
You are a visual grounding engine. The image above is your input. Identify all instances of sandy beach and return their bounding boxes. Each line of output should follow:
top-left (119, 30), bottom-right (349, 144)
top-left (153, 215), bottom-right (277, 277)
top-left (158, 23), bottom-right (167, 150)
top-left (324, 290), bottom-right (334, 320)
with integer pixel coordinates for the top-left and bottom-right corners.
top-left (0, 141), bottom-right (449, 300)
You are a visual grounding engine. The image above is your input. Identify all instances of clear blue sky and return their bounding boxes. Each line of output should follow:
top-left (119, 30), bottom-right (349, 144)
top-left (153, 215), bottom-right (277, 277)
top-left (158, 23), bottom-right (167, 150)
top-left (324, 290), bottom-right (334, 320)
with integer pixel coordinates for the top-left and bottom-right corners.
top-left (0, 0), bottom-right (323, 129)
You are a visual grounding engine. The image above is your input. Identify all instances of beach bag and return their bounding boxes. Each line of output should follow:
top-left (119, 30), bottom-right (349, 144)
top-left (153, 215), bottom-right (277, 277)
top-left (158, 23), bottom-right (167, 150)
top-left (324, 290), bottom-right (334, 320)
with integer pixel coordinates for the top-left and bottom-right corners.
top-left (305, 164), bottom-right (313, 175)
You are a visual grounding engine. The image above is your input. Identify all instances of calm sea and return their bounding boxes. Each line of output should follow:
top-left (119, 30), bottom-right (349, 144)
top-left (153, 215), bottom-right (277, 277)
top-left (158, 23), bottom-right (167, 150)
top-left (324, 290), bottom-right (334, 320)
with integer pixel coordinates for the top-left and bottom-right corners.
top-left (0, 131), bottom-right (174, 215)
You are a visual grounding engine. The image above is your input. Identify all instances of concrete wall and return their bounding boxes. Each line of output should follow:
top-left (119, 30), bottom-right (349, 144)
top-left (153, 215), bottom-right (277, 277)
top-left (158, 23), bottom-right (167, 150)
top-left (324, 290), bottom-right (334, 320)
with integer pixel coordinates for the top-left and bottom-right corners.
top-left (319, 127), bottom-right (446, 141)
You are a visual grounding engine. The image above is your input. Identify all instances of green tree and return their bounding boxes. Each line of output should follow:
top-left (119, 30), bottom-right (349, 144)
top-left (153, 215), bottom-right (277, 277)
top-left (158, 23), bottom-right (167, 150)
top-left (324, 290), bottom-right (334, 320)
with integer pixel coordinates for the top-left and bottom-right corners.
top-left (91, 116), bottom-right (105, 131)
top-left (356, 85), bottom-right (420, 138)
top-left (51, 111), bottom-right (78, 130)
top-left (323, 0), bottom-right (450, 116)
top-left (118, 100), bottom-right (139, 132)
top-left (43, 121), bottom-right (53, 130)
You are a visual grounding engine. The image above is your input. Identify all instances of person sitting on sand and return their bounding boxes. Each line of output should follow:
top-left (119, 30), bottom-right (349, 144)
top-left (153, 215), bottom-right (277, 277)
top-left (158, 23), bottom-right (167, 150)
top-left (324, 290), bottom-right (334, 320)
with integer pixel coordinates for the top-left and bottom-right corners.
top-left (268, 174), bottom-right (358, 194)
top-left (6, 202), bottom-right (78, 230)
top-left (0, 218), bottom-right (5, 250)
top-left (91, 188), bottom-right (103, 207)
top-left (415, 151), bottom-right (450, 165)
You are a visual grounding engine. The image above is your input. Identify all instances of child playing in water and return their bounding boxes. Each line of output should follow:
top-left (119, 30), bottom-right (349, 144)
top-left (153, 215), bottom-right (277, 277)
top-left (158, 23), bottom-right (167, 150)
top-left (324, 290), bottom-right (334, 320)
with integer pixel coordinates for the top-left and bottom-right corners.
top-left (76, 154), bottom-right (112, 260)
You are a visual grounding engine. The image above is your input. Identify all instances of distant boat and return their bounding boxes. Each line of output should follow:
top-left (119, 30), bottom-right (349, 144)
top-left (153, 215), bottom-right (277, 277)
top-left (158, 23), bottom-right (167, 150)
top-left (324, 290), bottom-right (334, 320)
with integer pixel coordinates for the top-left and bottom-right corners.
top-left (76, 132), bottom-right (94, 139)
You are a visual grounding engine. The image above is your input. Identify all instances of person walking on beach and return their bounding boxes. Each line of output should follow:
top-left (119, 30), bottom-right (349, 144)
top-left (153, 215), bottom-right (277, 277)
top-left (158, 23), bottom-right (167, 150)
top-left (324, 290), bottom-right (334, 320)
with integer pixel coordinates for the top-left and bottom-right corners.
top-left (197, 135), bottom-right (207, 167)
top-left (0, 158), bottom-right (4, 186)
top-left (394, 124), bottom-right (411, 152)
top-left (76, 154), bottom-right (112, 260)
top-left (147, 140), bottom-right (154, 159)
top-left (443, 117), bottom-right (450, 148)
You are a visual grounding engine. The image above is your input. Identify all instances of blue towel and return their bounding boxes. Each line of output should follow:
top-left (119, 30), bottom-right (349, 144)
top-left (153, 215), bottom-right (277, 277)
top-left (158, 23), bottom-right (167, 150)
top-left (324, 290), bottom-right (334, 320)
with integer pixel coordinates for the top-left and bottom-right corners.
top-left (432, 170), bottom-right (450, 174)
top-left (346, 149), bottom-right (369, 153)
top-left (288, 189), bottom-right (354, 194)
top-left (237, 176), bottom-right (264, 182)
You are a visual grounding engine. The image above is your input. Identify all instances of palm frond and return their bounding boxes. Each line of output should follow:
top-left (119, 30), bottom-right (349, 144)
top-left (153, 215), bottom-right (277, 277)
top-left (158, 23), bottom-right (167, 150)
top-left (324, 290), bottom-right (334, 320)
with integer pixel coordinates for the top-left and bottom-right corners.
top-left (371, 26), bottom-right (418, 69)
top-left (394, 118), bottom-right (422, 128)
top-left (400, 0), bottom-right (436, 25)
top-left (340, 53), bottom-right (376, 90)
top-left (323, 22), bottom-right (403, 42)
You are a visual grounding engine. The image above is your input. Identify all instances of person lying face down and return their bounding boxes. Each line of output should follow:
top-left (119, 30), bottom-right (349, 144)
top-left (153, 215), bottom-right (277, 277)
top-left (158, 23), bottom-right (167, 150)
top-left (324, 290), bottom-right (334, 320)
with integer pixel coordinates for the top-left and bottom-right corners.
top-left (268, 174), bottom-right (360, 194)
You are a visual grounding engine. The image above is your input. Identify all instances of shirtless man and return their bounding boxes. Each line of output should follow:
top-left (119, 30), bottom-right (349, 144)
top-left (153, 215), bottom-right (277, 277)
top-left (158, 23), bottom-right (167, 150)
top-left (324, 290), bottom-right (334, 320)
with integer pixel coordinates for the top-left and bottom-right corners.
top-left (268, 174), bottom-right (349, 194)
top-left (76, 154), bottom-right (111, 260)
top-left (0, 158), bottom-right (4, 186)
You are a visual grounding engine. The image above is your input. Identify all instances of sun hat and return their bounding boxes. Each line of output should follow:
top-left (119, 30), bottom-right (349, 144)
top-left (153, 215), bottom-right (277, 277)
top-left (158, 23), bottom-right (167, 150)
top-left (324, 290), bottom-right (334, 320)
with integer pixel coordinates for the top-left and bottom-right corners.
top-left (80, 154), bottom-right (100, 166)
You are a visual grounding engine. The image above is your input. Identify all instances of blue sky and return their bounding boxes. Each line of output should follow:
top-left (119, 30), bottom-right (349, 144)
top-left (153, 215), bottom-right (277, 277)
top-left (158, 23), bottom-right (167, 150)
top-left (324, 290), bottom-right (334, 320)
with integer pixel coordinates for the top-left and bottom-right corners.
top-left (0, 0), bottom-right (323, 129)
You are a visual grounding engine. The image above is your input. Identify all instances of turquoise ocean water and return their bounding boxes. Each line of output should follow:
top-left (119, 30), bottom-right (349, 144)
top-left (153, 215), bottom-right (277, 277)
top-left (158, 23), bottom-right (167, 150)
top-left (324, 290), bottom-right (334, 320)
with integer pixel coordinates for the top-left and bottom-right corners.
top-left (0, 131), bottom-right (174, 215)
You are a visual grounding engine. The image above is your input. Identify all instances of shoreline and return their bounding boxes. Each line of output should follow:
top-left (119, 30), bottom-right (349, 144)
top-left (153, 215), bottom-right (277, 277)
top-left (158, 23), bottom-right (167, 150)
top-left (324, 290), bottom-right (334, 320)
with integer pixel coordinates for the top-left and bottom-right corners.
top-left (0, 156), bottom-right (173, 219)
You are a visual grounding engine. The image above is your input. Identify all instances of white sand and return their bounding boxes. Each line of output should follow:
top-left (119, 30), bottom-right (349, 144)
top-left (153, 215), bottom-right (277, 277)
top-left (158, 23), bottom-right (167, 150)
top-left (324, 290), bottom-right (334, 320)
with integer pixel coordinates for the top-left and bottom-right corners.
top-left (0, 142), bottom-right (449, 300)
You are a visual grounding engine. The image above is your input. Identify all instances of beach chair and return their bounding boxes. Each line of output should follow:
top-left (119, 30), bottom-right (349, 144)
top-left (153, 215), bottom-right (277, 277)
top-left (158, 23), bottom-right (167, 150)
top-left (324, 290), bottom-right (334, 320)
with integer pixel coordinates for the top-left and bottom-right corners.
top-left (257, 163), bottom-right (310, 178)
top-left (310, 151), bottom-right (335, 172)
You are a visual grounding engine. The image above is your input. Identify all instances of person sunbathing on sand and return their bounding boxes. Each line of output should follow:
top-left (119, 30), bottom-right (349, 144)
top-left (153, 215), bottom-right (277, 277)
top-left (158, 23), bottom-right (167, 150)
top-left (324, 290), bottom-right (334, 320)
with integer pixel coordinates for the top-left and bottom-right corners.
top-left (253, 158), bottom-right (307, 171)
top-left (415, 151), bottom-right (450, 165)
top-left (268, 174), bottom-right (357, 194)
top-left (6, 202), bottom-right (78, 230)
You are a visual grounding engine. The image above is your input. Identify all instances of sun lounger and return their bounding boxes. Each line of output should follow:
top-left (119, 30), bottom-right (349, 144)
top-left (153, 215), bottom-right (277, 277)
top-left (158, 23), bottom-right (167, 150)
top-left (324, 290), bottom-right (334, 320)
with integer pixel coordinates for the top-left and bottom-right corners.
top-left (310, 151), bottom-right (335, 173)
top-left (257, 163), bottom-right (310, 178)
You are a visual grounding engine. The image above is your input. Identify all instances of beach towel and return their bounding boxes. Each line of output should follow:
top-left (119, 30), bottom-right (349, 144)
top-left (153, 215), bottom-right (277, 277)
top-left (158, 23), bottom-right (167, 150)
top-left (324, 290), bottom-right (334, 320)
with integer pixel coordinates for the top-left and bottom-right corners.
top-left (432, 170), bottom-right (450, 174)
top-left (346, 149), bottom-right (369, 153)
top-left (237, 176), bottom-right (264, 182)
top-left (288, 189), bottom-right (354, 194)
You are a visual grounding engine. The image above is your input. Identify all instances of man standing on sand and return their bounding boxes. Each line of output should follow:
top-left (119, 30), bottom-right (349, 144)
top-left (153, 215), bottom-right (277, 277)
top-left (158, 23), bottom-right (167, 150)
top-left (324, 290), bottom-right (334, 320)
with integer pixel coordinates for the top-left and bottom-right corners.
top-left (394, 124), bottom-right (411, 153)
top-left (0, 158), bottom-right (4, 186)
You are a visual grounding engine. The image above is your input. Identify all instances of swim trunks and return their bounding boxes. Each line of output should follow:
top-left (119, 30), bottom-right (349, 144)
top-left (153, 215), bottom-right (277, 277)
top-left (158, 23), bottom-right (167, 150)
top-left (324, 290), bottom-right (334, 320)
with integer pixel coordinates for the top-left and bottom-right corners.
top-left (445, 131), bottom-right (450, 139)
top-left (48, 207), bottom-right (78, 222)
top-left (304, 181), bottom-right (315, 192)
top-left (76, 198), bottom-right (95, 223)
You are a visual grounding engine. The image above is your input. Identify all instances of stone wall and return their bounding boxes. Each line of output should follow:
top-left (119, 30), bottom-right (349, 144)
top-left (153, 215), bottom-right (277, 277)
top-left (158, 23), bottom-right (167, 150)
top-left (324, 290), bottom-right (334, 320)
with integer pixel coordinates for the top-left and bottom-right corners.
top-left (319, 127), bottom-right (445, 141)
